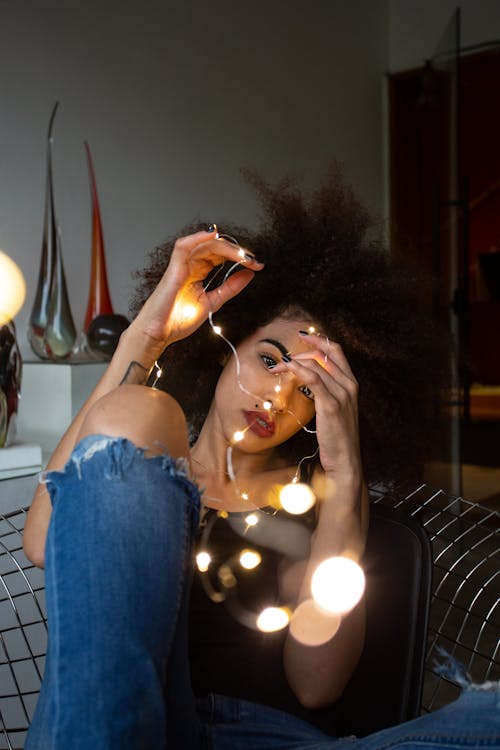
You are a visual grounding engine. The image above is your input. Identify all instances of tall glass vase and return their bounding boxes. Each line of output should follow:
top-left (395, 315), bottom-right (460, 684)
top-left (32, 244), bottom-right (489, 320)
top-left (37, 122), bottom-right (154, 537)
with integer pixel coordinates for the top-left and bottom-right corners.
top-left (28, 102), bottom-right (77, 360)
top-left (44, 227), bottom-right (77, 359)
top-left (83, 141), bottom-right (114, 331)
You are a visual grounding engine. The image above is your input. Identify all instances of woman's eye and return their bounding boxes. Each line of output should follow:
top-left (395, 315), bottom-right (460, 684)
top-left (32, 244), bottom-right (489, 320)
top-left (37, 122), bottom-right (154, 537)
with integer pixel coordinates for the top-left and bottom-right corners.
top-left (299, 384), bottom-right (315, 401)
top-left (260, 354), bottom-right (278, 369)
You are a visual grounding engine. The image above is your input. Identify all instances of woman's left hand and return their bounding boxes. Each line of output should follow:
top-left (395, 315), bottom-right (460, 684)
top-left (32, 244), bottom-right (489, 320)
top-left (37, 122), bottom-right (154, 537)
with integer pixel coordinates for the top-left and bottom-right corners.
top-left (273, 332), bottom-right (361, 481)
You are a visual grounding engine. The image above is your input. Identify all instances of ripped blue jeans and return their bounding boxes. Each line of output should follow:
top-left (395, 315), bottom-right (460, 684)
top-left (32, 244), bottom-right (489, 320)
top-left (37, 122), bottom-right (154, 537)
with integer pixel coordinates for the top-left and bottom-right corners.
top-left (26, 435), bottom-right (500, 750)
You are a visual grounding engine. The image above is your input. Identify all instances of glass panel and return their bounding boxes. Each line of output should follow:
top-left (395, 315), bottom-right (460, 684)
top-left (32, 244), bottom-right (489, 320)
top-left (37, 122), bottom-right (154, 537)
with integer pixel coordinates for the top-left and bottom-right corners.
top-left (429, 9), bottom-right (464, 497)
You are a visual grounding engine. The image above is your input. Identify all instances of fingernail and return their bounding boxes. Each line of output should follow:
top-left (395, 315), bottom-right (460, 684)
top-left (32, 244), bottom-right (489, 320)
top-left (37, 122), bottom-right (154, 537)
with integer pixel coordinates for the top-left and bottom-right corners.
top-left (244, 251), bottom-right (256, 262)
top-left (281, 354), bottom-right (292, 363)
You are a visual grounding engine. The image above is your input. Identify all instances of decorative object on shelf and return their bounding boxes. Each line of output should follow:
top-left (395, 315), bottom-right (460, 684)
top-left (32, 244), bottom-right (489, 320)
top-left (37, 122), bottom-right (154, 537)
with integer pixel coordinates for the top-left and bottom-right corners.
top-left (28, 102), bottom-right (77, 360)
top-left (0, 321), bottom-right (22, 448)
top-left (86, 313), bottom-right (129, 359)
top-left (0, 250), bottom-right (26, 325)
top-left (83, 141), bottom-right (114, 332)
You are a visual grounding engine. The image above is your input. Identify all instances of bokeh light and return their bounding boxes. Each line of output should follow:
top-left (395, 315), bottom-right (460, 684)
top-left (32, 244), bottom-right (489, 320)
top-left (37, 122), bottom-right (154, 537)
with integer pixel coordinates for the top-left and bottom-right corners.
top-left (196, 551), bottom-right (211, 572)
top-left (311, 556), bottom-right (365, 615)
top-left (256, 606), bottom-right (290, 632)
top-left (239, 549), bottom-right (262, 570)
top-left (279, 482), bottom-right (316, 515)
top-left (289, 599), bottom-right (342, 646)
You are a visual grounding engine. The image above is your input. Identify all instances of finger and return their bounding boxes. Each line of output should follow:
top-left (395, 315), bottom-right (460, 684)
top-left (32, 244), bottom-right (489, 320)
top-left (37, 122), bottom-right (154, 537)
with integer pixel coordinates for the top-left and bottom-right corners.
top-left (192, 238), bottom-right (264, 272)
top-left (290, 350), bottom-right (355, 392)
top-left (297, 332), bottom-right (357, 381)
top-left (276, 357), bottom-right (347, 404)
top-left (205, 269), bottom-right (256, 311)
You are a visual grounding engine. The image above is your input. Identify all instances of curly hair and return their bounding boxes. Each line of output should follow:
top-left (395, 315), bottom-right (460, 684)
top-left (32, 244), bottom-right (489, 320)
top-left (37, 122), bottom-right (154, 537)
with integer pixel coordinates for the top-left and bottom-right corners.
top-left (130, 164), bottom-right (447, 486)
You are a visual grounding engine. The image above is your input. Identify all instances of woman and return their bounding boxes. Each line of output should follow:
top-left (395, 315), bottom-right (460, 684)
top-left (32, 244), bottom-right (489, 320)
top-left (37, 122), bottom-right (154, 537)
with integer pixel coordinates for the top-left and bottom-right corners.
top-left (23, 169), bottom-right (498, 749)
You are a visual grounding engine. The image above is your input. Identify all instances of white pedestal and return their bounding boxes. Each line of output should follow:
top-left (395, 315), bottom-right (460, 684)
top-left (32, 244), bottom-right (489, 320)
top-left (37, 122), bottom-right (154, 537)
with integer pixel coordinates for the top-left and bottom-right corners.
top-left (16, 362), bottom-right (107, 456)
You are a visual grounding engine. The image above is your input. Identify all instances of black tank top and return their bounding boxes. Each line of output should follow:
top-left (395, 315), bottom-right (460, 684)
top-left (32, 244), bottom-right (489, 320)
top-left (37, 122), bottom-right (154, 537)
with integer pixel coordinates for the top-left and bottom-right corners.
top-left (188, 506), bottom-right (337, 730)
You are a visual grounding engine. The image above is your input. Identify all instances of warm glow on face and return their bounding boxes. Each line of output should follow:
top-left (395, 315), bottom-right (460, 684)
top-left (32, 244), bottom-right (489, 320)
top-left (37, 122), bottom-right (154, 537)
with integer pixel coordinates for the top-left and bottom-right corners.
top-left (0, 250), bottom-right (26, 324)
top-left (256, 606), bottom-right (290, 632)
top-left (239, 549), bottom-right (262, 570)
top-left (289, 599), bottom-right (341, 646)
top-left (311, 556), bottom-right (365, 615)
top-left (279, 482), bottom-right (316, 515)
top-left (196, 551), bottom-right (211, 572)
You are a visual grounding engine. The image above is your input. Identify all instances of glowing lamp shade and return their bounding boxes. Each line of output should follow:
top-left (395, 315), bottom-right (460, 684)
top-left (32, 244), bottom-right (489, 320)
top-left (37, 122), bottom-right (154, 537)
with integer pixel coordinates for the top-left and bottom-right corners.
top-left (256, 606), bottom-right (290, 632)
top-left (279, 482), bottom-right (316, 515)
top-left (311, 556), bottom-right (365, 615)
top-left (0, 251), bottom-right (26, 325)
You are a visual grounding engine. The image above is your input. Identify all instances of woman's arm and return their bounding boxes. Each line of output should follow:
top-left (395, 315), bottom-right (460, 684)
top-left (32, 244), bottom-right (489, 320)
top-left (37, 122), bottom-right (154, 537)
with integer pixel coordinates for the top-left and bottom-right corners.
top-left (272, 333), bottom-right (368, 708)
top-left (282, 475), bottom-right (369, 709)
top-left (23, 228), bottom-right (263, 568)
top-left (22, 328), bottom-right (166, 568)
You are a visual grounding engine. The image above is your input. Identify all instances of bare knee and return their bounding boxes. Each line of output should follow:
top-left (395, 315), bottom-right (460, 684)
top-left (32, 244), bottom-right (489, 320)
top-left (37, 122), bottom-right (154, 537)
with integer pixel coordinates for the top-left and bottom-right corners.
top-left (76, 385), bottom-right (190, 459)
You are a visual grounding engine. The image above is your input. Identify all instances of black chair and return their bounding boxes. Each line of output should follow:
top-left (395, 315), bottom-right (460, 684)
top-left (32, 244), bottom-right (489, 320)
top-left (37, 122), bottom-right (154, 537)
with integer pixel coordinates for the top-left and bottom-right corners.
top-left (304, 502), bottom-right (433, 737)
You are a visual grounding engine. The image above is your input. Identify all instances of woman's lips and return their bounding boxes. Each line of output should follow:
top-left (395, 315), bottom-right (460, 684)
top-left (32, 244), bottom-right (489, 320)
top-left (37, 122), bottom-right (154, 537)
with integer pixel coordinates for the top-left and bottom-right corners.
top-left (242, 410), bottom-right (276, 438)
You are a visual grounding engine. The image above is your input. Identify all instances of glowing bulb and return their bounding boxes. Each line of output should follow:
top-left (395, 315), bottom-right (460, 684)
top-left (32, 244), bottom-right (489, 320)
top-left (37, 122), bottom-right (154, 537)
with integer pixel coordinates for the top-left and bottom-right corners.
top-left (289, 599), bottom-right (341, 646)
top-left (308, 326), bottom-right (316, 334)
top-left (256, 607), bottom-right (290, 632)
top-left (213, 325), bottom-right (222, 335)
top-left (241, 492), bottom-right (249, 501)
top-left (274, 384), bottom-right (281, 393)
top-left (180, 303), bottom-right (197, 321)
top-left (311, 556), bottom-right (365, 615)
top-left (238, 248), bottom-right (246, 259)
top-left (279, 482), bottom-right (316, 515)
top-left (0, 250), bottom-right (26, 324)
top-left (239, 549), bottom-right (262, 570)
top-left (263, 400), bottom-right (272, 411)
top-left (196, 551), bottom-right (211, 572)
top-left (233, 430), bottom-right (245, 442)
top-left (245, 513), bottom-right (259, 526)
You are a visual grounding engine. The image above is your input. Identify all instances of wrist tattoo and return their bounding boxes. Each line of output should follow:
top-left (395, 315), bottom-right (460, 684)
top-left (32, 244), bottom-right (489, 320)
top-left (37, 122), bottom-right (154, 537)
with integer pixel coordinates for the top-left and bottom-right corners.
top-left (119, 361), bottom-right (150, 386)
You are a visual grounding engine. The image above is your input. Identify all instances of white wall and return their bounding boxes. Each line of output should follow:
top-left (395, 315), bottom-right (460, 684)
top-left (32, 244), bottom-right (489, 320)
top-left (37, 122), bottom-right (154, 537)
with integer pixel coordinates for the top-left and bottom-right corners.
top-left (389, 0), bottom-right (500, 72)
top-left (0, 0), bottom-right (389, 358)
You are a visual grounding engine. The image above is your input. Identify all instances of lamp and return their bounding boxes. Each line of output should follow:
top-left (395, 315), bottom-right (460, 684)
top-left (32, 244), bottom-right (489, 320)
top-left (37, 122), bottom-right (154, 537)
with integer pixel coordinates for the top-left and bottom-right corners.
top-left (0, 250), bottom-right (26, 324)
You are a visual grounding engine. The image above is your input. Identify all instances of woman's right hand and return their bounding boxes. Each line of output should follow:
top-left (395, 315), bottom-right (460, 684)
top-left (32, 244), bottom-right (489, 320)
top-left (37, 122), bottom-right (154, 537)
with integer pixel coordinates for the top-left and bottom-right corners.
top-left (130, 228), bottom-right (264, 351)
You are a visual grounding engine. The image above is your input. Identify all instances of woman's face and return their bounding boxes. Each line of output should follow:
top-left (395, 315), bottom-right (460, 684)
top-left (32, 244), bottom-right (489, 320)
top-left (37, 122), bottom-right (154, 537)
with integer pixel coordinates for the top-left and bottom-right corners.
top-left (212, 316), bottom-right (317, 453)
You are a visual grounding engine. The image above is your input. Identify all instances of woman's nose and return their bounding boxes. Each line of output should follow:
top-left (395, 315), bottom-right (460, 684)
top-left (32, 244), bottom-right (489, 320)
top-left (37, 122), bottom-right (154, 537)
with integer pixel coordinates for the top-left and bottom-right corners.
top-left (268, 373), bottom-right (295, 412)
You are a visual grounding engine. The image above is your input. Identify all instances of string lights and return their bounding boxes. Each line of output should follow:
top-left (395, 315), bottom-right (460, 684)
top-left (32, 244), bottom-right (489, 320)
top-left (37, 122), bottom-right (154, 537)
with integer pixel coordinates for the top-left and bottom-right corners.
top-left (171, 227), bottom-right (366, 635)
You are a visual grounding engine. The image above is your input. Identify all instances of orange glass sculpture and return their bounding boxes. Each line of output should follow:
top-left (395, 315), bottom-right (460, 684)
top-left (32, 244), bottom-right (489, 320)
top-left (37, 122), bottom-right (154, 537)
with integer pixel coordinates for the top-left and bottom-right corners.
top-left (83, 142), bottom-right (114, 331)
